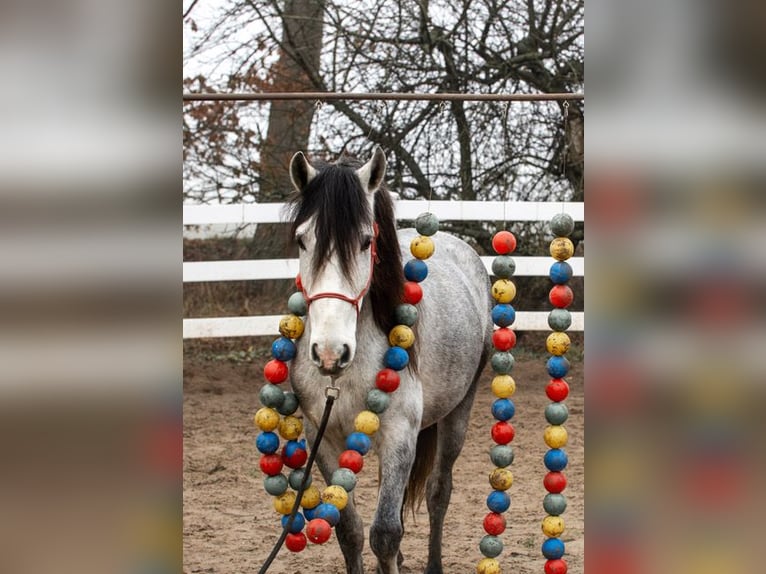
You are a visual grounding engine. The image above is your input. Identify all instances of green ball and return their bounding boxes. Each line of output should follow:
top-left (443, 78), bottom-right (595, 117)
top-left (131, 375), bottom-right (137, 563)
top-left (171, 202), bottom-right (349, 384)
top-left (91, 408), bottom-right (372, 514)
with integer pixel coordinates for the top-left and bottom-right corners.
top-left (490, 444), bottom-right (514, 467)
top-left (543, 493), bottom-right (568, 516)
top-left (331, 468), bottom-right (358, 492)
top-left (366, 389), bottom-right (391, 414)
top-left (479, 535), bottom-right (504, 558)
top-left (550, 213), bottom-right (575, 237)
top-left (492, 255), bottom-right (516, 279)
top-left (545, 403), bottom-right (569, 425)
top-left (394, 304), bottom-right (418, 327)
top-left (491, 351), bottom-right (515, 374)
top-left (287, 292), bottom-right (308, 316)
top-left (288, 468), bottom-right (311, 490)
top-left (264, 474), bottom-right (288, 496)
top-left (277, 392), bottom-right (299, 416)
top-left (548, 308), bottom-right (572, 331)
top-left (259, 384), bottom-right (285, 408)
top-left (415, 212), bottom-right (439, 236)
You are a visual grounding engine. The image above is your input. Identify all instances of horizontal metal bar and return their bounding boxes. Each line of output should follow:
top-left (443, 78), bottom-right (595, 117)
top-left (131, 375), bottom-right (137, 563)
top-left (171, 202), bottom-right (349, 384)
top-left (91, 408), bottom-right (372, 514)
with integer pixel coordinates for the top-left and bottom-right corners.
top-left (182, 91), bottom-right (584, 103)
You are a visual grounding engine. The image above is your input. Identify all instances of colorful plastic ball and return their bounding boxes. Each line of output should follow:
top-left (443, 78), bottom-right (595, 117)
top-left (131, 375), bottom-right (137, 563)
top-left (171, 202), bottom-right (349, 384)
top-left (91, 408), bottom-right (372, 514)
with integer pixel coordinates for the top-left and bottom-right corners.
top-left (277, 392), bottom-right (299, 416)
top-left (259, 454), bottom-right (284, 476)
top-left (313, 503), bottom-right (341, 527)
top-left (254, 407), bottom-right (280, 431)
top-left (402, 281), bottom-right (423, 304)
top-left (345, 432), bottom-right (372, 455)
top-left (366, 388), bottom-right (391, 414)
top-left (331, 467), bottom-right (358, 492)
top-left (546, 379), bottom-right (570, 402)
top-left (545, 403), bottom-right (569, 425)
top-left (491, 351), bottom-right (515, 374)
top-left (546, 332), bottom-right (571, 356)
top-left (492, 327), bottom-right (516, 351)
top-left (549, 261), bottom-right (573, 285)
top-left (541, 537), bottom-right (565, 560)
top-left (544, 425), bottom-right (569, 449)
top-left (273, 491), bottom-right (297, 515)
top-left (288, 468), bottom-right (312, 490)
top-left (271, 337), bottom-right (297, 361)
top-left (278, 415), bottom-right (303, 440)
top-left (476, 557), bottom-right (501, 574)
top-left (302, 506), bottom-right (318, 521)
top-left (543, 493), bottom-right (568, 516)
top-left (491, 375), bottom-right (516, 398)
top-left (544, 449), bottom-right (569, 472)
top-left (404, 259), bottom-right (429, 282)
top-left (547, 308), bottom-right (572, 332)
top-left (282, 439), bottom-right (308, 469)
top-left (542, 516), bottom-right (565, 537)
top-left (550, 213), bottom-right (575, 237)
top-left (415, 212), bottom-right (440, 236)
top-left (491, 279), bottom-right (516, 303)
top-left (354, 410), bottom-right (380, 436)
top-left (287, 292), bottom-right (308, 316)
top-left (384, 346), bottom-right (409, 370)
top-left (489, 467), bottom-right (514, 491)
top-left (549, 285), bottom-right (574, 309)
top-left (492, 230), bottom-right (517, 254)
top-left (375, 368), bottom-right (400, 393)
top-left (263, 473), bottom-right (288, 496)
top-left (491, 421), bottom-right (515, 445)
top-left (264, 359), bottom-right (289, 384)
top-left (388, 325), bottom-right (415, 349)
top-left (490, 444), bottom-right (514, 467)
top-left (394, 303), bottom-right (418, 326)
top-left (410, 236), bottom-right (435, 260)
top-left (479, 534), bottom-right (504, 558)
top-left (491, 255), bottom-right (516, 279)
top-left (338, 449), bottom-right (364, 474)
top-left (256, 431), bottom-right (279, 454)
top-left (544, 472), bottom-right (567, 494)
top-left (546, 356), bottom-right (570, 379)
top-left (259, 385), bottom-right (285, 409)
top-left (491, 304), bottom-right (516, 327)
top-left (306, 518), bottom-right (332, 544)
top-left (282, 512), bottom-right (306, 534)
top-left (486, 490), bottom-right (511, 513)
top-left (279, 314), bottom-right (305, 340)
top-left (549, 237), bottom-right (574, 261)
top-left (300, 485), bottom-right (321, 510)
top-left (285, 532), bottom-right (307, 552)
top-left (322, 485), bottom-right (349, 510)
top-left (545, 559), bottom-right (568, 574)
top-left (483, 512), bottom-right (506, 536)
top-left (491, 398), bottom-right (515, 421)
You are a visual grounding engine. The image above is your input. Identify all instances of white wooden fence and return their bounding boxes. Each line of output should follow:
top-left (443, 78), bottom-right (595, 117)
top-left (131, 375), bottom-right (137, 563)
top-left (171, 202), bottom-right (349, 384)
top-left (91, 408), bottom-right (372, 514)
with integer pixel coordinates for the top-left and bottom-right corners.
top-left (183, 201), bottom-right (584, 338)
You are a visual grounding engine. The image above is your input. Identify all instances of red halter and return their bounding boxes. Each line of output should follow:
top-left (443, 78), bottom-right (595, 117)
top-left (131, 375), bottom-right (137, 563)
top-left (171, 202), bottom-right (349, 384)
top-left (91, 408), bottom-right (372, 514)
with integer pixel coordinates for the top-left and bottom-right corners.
top-left (298, 223), bottom-right (379, 314)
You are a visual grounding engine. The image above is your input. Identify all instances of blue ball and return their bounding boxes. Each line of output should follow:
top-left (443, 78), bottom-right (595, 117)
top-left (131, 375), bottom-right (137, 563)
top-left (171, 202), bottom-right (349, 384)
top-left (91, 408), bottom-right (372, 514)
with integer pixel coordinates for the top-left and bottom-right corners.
top-left (546, 355), bottom-right (570, 378)
top-left (544, 448), bottom-right (569, 471)
top-left (271, 337), bottom-right (297, 361)
top-left (491, 398), bottom-right (515, 421)
top-left (384, 346), bottom-right (409, 370)
top-left (281, 512), bottom-right (305, 534)
top-left (491, 304), bottom-right (516, 327)
top-left (486, 490), bottom-right (511, 513)
top-left (404, 259), bottom-right (429, 282)
top-left (256, 431), bottom-right (279, 454)
top-left (549, 261), bottom-right (573, 284)
top-left (302, 507), bottom-right (317, 521)
top-left (283, 438), bottom-right (306, 459)
top-left (313, 502), bottom-right (341, 527)
top-left (346, 432), bottom-right (372, 455)
top-left (541, 537), bottom-right (565, 560)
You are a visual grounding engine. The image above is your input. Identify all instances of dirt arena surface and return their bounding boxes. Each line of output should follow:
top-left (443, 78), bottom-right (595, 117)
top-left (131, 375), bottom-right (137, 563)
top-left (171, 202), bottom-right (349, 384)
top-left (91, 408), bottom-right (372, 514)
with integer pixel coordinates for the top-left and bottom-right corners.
top-left (183, 349), bottom-right (583, 574)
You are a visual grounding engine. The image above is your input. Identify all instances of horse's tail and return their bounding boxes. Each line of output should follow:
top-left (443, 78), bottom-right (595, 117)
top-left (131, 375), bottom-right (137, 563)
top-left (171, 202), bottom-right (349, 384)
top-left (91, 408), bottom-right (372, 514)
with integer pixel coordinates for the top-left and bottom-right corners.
top-left (403, 423), bottom-right (438, 517)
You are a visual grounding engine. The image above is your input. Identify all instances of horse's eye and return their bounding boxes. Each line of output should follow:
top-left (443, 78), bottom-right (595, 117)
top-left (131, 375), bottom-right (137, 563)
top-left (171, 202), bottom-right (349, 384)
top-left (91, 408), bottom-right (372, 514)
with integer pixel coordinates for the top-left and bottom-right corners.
top-left (296, 236), bottom-right (306, 250)
top-left (361, 236), bottom-right (372, 251)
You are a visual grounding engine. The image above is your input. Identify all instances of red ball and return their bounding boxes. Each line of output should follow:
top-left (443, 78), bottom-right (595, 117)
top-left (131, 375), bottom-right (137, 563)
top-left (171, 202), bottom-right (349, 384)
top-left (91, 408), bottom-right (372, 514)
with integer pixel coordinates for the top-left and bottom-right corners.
top-left (545, 559), bottom-right (568, 574)
top-left (282, 444), bottom-right (308, 469)
top-left (544, 471), bottom-right (567, 493)
top-left (259, 454), bottom-right (284, 476)
top-left (295, 274), bottom-right (303, 291)
top-left (306, 518), bottom-right (332, 544)
top-left (483, 512), bottom-right (506, 535)
top-left (492, 231), bottom-right (517, 254)
top-left (403, 281), bottom-right (423, 304)
top-left (285, 532), bottom-right (307, 553)
top-left (492, 328), bottom-right (516, 351)
top-left (491, 421), bottom-right (515, 445)
top-left (338, 449), bottom-right (364, 474)
top-left (264, 359), bottom-right (289, 384)
top-left (375, 368), bottom-right (401, 393)
top-left (546, 379), bottom-right (570, 402)
top-left (549, 285), bottom-right (574, 308)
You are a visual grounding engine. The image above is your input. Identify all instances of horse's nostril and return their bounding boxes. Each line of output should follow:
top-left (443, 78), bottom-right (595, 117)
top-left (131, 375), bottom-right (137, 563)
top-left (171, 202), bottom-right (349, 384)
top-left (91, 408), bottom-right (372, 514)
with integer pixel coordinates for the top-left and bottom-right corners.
top-left (340, 344), bottom-right (351, 366)
top-left (311, 343), bottom-right (320, 365)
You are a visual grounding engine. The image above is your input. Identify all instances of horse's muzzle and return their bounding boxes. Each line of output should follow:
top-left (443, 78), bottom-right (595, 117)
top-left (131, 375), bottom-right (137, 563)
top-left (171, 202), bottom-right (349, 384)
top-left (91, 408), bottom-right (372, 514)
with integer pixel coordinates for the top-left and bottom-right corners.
top-left (311, 342), bottom-right (352, 375)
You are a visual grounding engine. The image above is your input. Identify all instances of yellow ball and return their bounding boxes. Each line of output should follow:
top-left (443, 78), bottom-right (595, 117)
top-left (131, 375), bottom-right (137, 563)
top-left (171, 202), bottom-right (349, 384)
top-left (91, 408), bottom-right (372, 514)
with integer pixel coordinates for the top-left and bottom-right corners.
top-left (278, 415), bottom-right (303, 440)
top-left (388, 324), bottom-right (415, 349)
top-left (542, 515), bottom-right (565, 537)
top-left (355, 410), bottom-right (380, 436)
top-left (300, 485), bottom-right (321, 509)
top-left (273, 491), bottom-right (297, 515)
top-left (410, 236), bottom-right (435, 260)
top-left (489, 468), bottom-right (514, 491)
top-left (476, 557), bottom-right (501, 574)
top-left (279, 314), bottom-right (305, 339)
top-left (544, 425), bottom-right (568, 448)
top-left (254, 407), bottom-right (280, 431)
top-left (546, 332), bottom-right (571, 356)
top-left (491, 375), bottom-right (516, 398)
top-left (322, 485), bottom-right (349, 510)
top-left (491, 279), bottom-right (516, 303)
top-left (550, 237), bottom-right (574, 261)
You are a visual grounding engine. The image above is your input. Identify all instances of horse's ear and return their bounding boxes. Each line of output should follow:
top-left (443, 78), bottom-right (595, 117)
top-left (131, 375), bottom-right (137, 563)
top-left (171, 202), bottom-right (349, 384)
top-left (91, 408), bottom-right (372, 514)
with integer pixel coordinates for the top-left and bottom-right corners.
top-left (290, 151), bottom-right (317, 192)
top-left (356, 146), bottom-right (387, 195)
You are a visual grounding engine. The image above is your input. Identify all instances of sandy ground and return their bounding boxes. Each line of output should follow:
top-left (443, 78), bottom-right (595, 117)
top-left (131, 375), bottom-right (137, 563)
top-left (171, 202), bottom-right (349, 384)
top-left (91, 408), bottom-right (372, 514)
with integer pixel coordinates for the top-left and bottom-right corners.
top-left (183, 353), bottom-right (583, 574)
